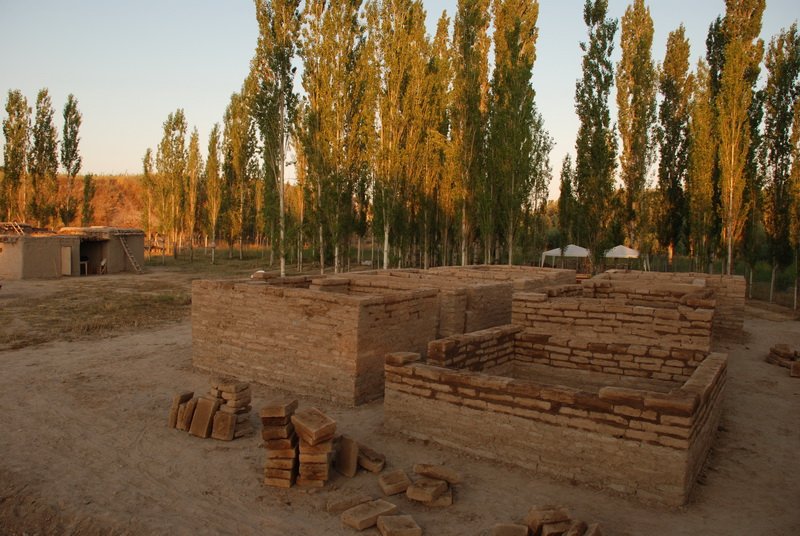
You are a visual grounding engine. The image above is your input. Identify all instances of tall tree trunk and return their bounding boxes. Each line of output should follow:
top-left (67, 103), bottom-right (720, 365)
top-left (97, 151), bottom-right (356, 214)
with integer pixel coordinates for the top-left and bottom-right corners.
top-left (769, 263), bottom-right (777, 303)
top-left (211, 228), bottom-right (216, 265)
top-left (507, 226), bottom-right (514, 266)
top-left (461, 202), bottom-right (468, 266)
top-left (318, 223), bottom-right (325, 275)
top-left (383, 221), bottom-right (390, 270)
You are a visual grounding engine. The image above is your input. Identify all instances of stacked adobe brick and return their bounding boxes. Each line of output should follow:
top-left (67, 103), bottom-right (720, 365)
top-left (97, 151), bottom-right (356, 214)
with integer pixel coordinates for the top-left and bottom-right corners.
top-left (167, 379), bottom-right (253, 440)
top-left (261, 399), bottom-right (299, 488)
top-left (767, 344), bottom-right (800, 377)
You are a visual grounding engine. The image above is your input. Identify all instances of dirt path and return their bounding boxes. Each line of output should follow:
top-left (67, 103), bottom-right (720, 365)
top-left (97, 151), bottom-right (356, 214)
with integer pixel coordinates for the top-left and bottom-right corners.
top-left (0, 295), bottom-right (798, 534)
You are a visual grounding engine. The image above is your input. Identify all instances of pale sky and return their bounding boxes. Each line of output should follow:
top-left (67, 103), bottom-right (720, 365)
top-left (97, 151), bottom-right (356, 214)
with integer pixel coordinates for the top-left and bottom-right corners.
top-left (1, 1), bottom-right (798, 199)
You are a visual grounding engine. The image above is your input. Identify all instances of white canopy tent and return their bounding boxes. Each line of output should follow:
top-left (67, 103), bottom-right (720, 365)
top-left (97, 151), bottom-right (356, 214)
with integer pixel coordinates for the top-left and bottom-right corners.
top-left (604, 245), bottom-right (639, 259)
top-left (540, 244), bottom-right (590, 267)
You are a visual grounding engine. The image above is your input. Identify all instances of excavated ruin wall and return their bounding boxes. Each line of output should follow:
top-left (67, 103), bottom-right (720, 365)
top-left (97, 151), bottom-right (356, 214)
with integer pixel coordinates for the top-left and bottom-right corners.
top-left (596, 270), bottom-right (745, 340)
top-left (384, 347), bottom-right (727, 506)
top-left (192, 279), bottom-right (438, 405)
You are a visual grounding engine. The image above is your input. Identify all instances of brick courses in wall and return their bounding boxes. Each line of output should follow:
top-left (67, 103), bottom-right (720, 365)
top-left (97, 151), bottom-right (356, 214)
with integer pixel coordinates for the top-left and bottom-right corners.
top-left (192, 279), bottom-right (439, 406)
top-left (384, 329), bottom-right (727, 506)
top-left (595, 270), bottom-right (745, 340)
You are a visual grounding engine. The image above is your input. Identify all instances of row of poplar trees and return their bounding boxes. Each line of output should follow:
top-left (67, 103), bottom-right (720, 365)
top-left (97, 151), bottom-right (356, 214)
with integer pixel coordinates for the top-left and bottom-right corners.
top-left (143, 0), bottom-right (553, 274)
top-left (559, 0), bottom-right (800, 299)
top-left (1, 89), bottom-right (94, 228)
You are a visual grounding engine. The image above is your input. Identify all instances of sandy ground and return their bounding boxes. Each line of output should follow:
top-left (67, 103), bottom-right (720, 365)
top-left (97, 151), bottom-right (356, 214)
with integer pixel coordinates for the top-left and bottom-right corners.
top-left (0, 275), bottom-right (799, 535)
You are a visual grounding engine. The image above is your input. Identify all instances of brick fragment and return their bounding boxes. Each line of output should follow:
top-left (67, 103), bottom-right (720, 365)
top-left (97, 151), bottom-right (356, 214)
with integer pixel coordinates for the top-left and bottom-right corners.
top-left (328, 434), bottom-right (357, 478)
top-left (291, 407), bottom-right (337, 445)
top-left (379, 469), bottom-right (411, 496)
top-left (413, 463), bottom-right (461, 484)
top-left (377, 514), bottom-right (422, 536)
top-left (211, 410), bottom-right (237, 441)
top-left (406, 477), bottom-right (447, 502)
top-left (341, 499), bottom-right (399, 530)
top-left (358, 443), bottom-right (386, 473)
top-left (168, 391), bottom-right (194, 428)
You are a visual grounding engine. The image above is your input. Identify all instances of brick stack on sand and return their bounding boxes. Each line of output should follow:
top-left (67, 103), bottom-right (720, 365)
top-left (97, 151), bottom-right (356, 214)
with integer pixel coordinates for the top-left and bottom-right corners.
top-left (261, 399), bottom-right (299, 488)
top-left (766, 344), bottom-right (800, 377)
top-left (167, 378), bottom-right (254, 441)
top-left (292, 407), bottom-right (337, 488)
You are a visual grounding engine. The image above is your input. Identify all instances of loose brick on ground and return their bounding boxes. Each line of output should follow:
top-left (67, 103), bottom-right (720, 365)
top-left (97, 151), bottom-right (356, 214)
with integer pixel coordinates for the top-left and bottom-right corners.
top-left (358, 443), bottom-right (386, 473)
top-left (425, 487), bottom-right (453, 507)
top-left (379, 469), bottom-right (411, 496)
top-left (413, 463), bottom-right (462, 484)
top-left (341, 499), bottom-right (399, 530)
top-left (377, 514), bottom-right (422, 536)
top-left (406, 477), bottom-right (448, 502)
top-left (564, 520), bottom-right (588, 536)
top-left (540, 521), bottom-right (572, 536)
top-left (168, 391), bottom-right (194, 428)
top-left (326, 493), bottom-right (373, 514)
top-left (335, 435), bottom-right (359, 477)
top-left (291, 407), bottom-right (336, 445)
top-left (189, 397), bottom-right (221, 438)
top-left (178, 398), bottom-right (198, 431)
top-left (490, 523), bottom-right (529, 536)
top-left (526, 506), bottom-right (571, 528)
top-left (211, 411), bottom-right (237, 441)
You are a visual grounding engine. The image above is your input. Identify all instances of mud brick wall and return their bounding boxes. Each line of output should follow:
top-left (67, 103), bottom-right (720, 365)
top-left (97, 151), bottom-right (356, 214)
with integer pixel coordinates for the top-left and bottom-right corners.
top-left (384, 351), bottom-right (727, 506)
top-left (350, 270), bottom-right (514, 337)
top-left (427, 265), bottom-right (577, 291)
top-left (598, 271), bottom-right (745, 340)
top-left (427, 325), bottom-right (522, 373)
top-left (515, 331), bottom-right (706, 382)
top-left (512, 293), bottom-right (713, 352)
top-left (192, 280), bottom-right (438, 405)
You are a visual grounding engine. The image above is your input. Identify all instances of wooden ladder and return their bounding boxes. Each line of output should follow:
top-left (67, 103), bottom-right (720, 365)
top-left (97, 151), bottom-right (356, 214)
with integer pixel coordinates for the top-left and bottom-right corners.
top-left (10, 221), bottom-right (24, 235)
top-left (118, 236), bottom-right (143, 274)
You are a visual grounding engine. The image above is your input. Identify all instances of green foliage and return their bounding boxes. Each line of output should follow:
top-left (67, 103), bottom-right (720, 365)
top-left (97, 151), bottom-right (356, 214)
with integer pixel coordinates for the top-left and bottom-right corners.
top-left (205, 123), bottom-right (224, 264)
top-left (574, 0), bottom-right (618, 269)
top-left (557, 154), bottom-right (576, 248)
top-left (761, 24), bottom-right (800, 270)
top-left (656, 25), bottom-right (692, 257)
top-left (81, 173), bottom-right (95, 226)
top-left (155, 108), bottom-right (189, 258)
top-left (616, 0), bottom-right (656, 246)
top-left (28, 88), bottom-right (60, 226)
top-left (59, 94), bottom-right (82, 226)
top-left (2, 90), bottom-right (30, 221)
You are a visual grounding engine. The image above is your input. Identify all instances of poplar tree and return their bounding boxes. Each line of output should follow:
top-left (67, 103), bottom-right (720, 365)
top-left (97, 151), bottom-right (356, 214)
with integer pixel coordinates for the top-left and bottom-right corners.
top-left (687, 60), bottom-right (716, 270)
top-left (789, 100), bottom-right (800, 308)
top-left (59, 94), bottom-right (82, 226)
top-left (557, 154), bottom-right (576, 250)
top-left (206, 123), bottom-right (224, 265)
top-left (487, 0), bottom-right (541, 264)
top-left (186, 127), bottom-right (203, 262)
top-left (717, 0), bottom-right (765, 273)
top-left (452, 0), bottom-right (490, 265)
top-left (28, 88), bottom-right (59, 227)
top-left (762, 24), bottom-right (800, 300)
top-left (574, 0), bottom-right (617, 269)
top-left (373, 0), bottom-right (429, 269)
top-left (141, 149), bottom-right (155, 248)
top-left (81, 173), bottom-right (95, 226)
top-left (223, 88), bottom-right (256, 260)
top-left (656, 25), bottom-right (692, 265)
top-left (420, 12), bottom-right (452, 268)
top-left (2, 90), bottom-right (30, 221)
top-left (616, 0), bottom-right (656, 248)
top-left (155, 109), bottom-right (188, 259)
top-left (252, 0), bottom-right (301, 277)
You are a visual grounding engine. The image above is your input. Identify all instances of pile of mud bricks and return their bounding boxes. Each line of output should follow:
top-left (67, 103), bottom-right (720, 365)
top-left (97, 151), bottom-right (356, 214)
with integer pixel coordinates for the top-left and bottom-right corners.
top-left (262, 401), bottom-right (337, 488)
top-left (767, 344), bottom-right (800, 377)
top-left (168, 379), bottom-right (253, 440)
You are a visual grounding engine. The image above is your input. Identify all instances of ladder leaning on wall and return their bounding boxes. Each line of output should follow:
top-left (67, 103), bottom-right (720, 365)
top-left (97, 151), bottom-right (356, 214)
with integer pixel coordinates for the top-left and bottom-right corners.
top-left (118, 236), bottom-right (143, 274)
